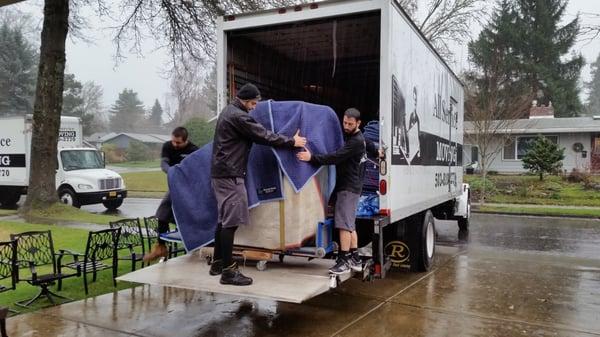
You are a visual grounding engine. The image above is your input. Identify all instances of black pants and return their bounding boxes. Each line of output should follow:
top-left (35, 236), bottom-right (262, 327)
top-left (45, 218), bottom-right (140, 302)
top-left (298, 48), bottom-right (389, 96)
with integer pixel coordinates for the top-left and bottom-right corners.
top-left (155, 191), bottom-right (174, 244)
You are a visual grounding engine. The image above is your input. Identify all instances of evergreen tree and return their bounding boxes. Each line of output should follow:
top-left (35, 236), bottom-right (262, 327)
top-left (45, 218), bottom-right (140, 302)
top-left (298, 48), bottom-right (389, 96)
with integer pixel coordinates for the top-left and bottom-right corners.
top-left (586, 53), bottom-right (600, 116)
top-left (0, 22), bottom-right (37, 116)
top-left (62, 73), bottom-right (84, 117)
top-left (522, 135), bottom-right (565, 181)
top-left (515, 0), bottom-right (583, 117)
top-left (149, 99), bottom-right (163, 127)
top-left (109, 89), bottom-right (145, 132)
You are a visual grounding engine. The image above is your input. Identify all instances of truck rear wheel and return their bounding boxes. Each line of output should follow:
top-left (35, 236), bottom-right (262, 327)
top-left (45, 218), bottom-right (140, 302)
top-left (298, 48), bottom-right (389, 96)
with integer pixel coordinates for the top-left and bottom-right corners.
top-left (408, 210), bottom-right (435, 272)
top-left (0, 189), bottom-right (20, 208)
top-left (457, 200), bottom-right (470, 231)
top-left (58, 187), bottom-right (81, 208)
top-left (103, 199), bottom-right (123, 210)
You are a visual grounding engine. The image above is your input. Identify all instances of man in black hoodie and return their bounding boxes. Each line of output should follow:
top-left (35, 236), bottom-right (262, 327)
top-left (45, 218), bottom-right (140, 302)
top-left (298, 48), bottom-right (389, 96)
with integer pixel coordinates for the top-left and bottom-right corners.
top-left (297, 108), bottom-right (379, 274)
top-left (210, 83), bottom-right (307, 286)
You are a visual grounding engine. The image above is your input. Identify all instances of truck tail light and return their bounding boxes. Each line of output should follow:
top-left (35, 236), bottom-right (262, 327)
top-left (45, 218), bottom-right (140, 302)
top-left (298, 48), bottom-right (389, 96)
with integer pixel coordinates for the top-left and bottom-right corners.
top-left (310, 4), bottom-right (318, 9)
top-left (379, 179), bottom-right (387, 195)
top-left (278, 8), bottom-right (286, 14)
top-left (379, 209), bottom-right (391, 217)
top-left (294, 5), bottom-right (302, 12)
top-left (224, 15), bottom-right (235, 21)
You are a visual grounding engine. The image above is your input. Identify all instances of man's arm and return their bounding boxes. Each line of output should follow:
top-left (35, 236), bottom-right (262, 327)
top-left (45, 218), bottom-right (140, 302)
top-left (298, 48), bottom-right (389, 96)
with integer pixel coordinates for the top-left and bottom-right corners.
top-left (310, 138), bottom-right (363, 165)
top-left (234, 113), bottom-right (296, 148)
top-left (365, 139), bottom-right (379, 158)
top-left (160, 143), bottom-right (170, 173)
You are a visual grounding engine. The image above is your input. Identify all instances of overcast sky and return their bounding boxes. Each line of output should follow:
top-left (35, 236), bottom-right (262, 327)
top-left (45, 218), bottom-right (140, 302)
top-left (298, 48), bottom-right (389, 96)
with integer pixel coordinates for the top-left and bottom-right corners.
top-left (6, 0), bottom-right (600, 113)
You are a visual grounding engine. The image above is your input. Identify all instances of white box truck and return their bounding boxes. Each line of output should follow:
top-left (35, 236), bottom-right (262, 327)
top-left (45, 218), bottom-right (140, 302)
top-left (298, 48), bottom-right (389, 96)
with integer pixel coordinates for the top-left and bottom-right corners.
top-left (117, 0), bottom-right (471, 303)
top-left (0, 115), bottom-right (127, 210)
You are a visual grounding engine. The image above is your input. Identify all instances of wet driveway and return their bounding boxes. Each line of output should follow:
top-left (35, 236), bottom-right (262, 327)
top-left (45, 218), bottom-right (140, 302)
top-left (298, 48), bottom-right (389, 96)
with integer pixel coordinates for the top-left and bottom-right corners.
top-left (7, 213), bottom-right (600, 336)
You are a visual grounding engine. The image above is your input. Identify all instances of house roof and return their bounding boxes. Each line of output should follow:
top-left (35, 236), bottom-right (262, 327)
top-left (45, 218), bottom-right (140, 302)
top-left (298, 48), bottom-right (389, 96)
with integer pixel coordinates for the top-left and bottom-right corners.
top-left (464, 117), bottom-right (600, 134)
top-left (98, 132), bottom-right (170, 144)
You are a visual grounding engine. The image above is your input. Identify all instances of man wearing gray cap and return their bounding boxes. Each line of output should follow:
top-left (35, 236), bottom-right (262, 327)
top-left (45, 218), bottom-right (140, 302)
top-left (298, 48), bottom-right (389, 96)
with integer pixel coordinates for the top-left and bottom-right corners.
top-left (209, 83), bottom-right (307, 286)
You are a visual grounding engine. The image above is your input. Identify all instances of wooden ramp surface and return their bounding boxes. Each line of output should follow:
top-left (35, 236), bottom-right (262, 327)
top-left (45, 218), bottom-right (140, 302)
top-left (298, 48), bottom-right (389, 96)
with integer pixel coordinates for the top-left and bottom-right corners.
top-left (117, 252), bottom-right (350, 303)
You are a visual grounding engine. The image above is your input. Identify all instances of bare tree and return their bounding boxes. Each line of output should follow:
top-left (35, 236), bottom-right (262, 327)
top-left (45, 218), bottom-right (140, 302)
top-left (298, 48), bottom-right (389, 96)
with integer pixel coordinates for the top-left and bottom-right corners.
top-left (579, 11), bottom-right (600, 41)
top-left (399, 0), bottom-right (486, 62)
top-left (464, 52), bottom-right (534, 203)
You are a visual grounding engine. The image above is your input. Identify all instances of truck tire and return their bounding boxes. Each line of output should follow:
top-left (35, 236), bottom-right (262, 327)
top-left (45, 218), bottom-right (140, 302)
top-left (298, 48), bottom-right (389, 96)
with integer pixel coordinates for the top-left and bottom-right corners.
top-left (0, 190), bottom-right (20, 208)
top-left (409, 210), bottom-right (435, 272)
top-left (103, 199), bottom-right (123, 210)
top-left (58, 187), bottom-right (81, 208)
top-left (457, 200), bottom-right (470, 231)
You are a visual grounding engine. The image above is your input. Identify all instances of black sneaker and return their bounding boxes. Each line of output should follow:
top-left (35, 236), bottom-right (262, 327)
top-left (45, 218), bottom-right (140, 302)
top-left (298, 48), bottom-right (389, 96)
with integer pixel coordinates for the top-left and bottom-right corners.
top-left (329, 256), bottom-right (351, 274)
top-left (220, 263), bottom-right (253, 286)
top-left (350, 254), bottom-right (362, 272)
top-left (209, 259), bottom-right (222, 276)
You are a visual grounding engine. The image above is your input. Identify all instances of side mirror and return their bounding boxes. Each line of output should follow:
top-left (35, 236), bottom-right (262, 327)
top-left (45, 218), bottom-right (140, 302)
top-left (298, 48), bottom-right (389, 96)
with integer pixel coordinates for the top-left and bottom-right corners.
top-left (101, 151), bottom-right (106, 168)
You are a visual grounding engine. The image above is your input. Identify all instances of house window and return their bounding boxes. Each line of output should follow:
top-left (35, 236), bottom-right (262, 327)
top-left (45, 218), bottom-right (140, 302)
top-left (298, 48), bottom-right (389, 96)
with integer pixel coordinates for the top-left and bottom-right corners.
top-left (471, 146), bottom-right (479, 163)
top-left (503, 135), bottom-right (558, 160)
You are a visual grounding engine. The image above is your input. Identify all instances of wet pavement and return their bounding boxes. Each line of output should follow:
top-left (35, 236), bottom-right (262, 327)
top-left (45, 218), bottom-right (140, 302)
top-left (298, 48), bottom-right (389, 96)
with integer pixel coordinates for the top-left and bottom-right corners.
top-left (82, 197), bottom-right (162, 219)
top-left (7, 213), bottom-right (600, 336)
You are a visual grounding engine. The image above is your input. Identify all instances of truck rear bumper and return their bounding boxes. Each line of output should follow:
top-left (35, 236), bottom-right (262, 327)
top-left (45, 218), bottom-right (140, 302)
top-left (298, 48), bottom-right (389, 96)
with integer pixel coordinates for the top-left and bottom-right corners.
top-left (78, 189), bottom-right (127, 205)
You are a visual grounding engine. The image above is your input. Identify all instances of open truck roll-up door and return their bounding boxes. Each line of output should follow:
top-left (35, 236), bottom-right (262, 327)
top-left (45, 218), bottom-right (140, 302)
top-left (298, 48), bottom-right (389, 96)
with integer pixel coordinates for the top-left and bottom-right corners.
top-left (117, 252), bottom-right (353, 303)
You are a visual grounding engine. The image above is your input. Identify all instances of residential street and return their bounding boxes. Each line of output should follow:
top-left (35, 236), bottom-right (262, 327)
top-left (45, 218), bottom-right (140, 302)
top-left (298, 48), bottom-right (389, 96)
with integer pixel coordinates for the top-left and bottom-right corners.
top-left (7, 213), bottom-right (600, 336)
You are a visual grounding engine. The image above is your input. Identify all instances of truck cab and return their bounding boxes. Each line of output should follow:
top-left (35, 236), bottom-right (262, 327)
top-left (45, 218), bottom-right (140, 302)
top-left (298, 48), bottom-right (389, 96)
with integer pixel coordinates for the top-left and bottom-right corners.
top-left (56, 147), bottom-right (127, 209)
top-left (0, 115), bottom-right (127, 210)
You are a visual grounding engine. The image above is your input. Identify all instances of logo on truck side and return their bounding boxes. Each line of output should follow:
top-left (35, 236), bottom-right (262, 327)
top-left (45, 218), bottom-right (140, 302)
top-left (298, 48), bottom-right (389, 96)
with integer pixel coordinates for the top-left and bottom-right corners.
top-left (385, 240), bottom-right (410, 267)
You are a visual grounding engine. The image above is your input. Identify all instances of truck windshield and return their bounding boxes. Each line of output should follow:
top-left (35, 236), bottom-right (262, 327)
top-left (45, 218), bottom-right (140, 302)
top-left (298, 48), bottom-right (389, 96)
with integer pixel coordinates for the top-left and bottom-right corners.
top-left (61, 150), bottom-right (104, 171)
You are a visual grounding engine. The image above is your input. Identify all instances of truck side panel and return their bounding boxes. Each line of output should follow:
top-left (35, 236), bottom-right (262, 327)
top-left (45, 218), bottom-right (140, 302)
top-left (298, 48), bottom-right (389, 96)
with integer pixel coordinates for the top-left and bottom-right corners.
top-left (0, 118), bottom-right (28, 186)
top-left (382, 2), bottom-right (464, 223)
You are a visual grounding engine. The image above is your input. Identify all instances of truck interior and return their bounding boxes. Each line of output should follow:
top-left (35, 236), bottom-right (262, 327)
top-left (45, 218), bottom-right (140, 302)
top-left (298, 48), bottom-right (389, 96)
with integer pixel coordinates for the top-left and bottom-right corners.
top-left (227, 10), bottom-right (383, 247)
top-left (226, 11), bottom-right (381, 125)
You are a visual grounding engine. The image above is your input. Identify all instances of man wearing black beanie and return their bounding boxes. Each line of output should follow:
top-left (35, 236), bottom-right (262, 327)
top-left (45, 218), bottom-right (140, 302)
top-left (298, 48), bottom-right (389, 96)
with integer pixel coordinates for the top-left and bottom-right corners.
top-left (209, 83), bottom-right (307, 286)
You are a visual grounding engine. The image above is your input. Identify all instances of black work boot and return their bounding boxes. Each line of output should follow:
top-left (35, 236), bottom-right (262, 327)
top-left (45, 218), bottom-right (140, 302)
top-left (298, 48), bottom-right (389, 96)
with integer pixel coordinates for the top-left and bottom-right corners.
top-left (209, 259), bottom-right (223, 276)
top-left (220, 263), bottom-right (253, 286)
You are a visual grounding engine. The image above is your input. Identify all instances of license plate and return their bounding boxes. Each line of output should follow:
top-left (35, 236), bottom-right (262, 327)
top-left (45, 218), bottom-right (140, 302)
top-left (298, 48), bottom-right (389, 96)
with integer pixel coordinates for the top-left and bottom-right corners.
top-left (109, 191), bottom-right (117, 197)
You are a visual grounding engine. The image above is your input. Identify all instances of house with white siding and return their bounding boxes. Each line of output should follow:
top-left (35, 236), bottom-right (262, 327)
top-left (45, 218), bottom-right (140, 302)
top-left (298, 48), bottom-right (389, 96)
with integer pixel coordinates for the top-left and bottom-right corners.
top-left (464, 103), bottom-right (600, 173)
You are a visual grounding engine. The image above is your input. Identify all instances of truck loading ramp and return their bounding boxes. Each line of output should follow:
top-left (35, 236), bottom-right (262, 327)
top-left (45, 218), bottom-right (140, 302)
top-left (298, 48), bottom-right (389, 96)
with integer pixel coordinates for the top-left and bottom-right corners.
top-left (117, 251), bottom-right (353, 303)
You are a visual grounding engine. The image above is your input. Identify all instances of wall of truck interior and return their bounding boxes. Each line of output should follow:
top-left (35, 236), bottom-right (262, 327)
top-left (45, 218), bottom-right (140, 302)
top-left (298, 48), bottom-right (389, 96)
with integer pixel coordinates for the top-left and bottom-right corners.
top-left (227, 11), bottom-right (381, 128)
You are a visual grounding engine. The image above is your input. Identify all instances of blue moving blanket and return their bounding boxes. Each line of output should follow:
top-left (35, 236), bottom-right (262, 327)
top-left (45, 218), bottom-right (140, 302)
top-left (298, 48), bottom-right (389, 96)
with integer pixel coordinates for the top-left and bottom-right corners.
top-left (169, 100), bottom-right (344, 252)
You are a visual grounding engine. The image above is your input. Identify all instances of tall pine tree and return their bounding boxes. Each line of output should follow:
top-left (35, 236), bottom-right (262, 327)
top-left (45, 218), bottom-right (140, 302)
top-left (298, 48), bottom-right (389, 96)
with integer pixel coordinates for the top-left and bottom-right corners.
top-left (109, 89), bottom-right (145, 132)
top-left (149, 99), bottom-right (163, 127)
top-left (515, 0), bottom-right (583, 117)
top-left (0, 22), bottom-right (37, 116)
top-left (586, 53), bottom-right (600, 116)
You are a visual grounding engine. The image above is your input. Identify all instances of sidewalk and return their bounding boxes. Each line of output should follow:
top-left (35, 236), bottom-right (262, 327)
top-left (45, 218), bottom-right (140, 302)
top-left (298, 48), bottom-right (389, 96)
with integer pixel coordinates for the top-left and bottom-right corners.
top-left (473, 202), bottom-right (600, 210)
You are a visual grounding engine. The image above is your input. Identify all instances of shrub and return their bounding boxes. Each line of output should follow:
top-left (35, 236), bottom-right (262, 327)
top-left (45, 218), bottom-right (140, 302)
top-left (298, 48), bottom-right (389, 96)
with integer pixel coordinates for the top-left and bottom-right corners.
top-left (469, 176), bottom-right (497, 200)
top-left (126, 140), bottom-right (152, 162)
top-left (184, 118), bottom-right (216, 148)
top-left (101, 143), bottom-right (126, 163)
top-left (522, 135), bottom-right (565, 181)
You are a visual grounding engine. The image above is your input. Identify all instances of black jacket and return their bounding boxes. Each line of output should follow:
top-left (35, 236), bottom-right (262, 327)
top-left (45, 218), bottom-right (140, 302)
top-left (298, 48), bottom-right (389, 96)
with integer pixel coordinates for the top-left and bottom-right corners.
top-left (211, 99), bottom-right (295, 178)
top-left (160, 141), bottom-right (198, 173)
top-left (310, 130), bottom-right (377, 194)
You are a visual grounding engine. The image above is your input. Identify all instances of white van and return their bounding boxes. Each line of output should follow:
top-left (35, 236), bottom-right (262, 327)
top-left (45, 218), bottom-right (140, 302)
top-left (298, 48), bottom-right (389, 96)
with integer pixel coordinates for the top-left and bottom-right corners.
top-left (0, 115), bottom-right (127, 209)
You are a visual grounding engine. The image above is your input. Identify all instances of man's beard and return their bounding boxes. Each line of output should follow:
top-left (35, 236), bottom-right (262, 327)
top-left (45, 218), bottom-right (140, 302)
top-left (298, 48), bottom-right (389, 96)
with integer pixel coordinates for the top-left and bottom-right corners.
top-left (344, 126), bottom-right (357, 134)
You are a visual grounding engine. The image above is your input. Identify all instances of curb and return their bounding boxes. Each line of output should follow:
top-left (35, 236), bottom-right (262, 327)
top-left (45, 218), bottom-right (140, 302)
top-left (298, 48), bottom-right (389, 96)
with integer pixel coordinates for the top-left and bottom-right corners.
top-left (472, 209), bottom-right (600, 220)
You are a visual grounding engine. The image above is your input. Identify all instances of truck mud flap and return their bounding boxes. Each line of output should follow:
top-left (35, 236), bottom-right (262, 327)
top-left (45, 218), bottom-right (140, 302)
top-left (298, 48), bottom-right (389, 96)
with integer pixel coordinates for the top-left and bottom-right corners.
top-left (117, 251), bottom-right (352, 303)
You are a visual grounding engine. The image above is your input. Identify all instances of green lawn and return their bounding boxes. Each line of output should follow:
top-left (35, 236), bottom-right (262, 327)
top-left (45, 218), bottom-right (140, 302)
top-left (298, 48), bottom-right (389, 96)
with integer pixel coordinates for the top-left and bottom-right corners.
top-left (24, 203), bottom-right (122, 225)
top-left (0, 220), bottom-right (144, 315)
top-left (0, 209), bottom-right (17, 216)
top-left (477, 205), bottom-right (600, 218)
top-left (465, 174), bottom-right (600, 207)
top-left (122, 171), bottom-right (167, 196)
top-left (111, 160), bottom-right (161, 169)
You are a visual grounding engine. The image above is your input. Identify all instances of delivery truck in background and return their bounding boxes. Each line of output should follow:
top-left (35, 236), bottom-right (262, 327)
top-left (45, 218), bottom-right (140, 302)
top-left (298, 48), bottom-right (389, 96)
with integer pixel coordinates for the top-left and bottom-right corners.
top-left (0, 115), bottom-right (127, 210)
top-left (216, 0), bottom-right (470, 275)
